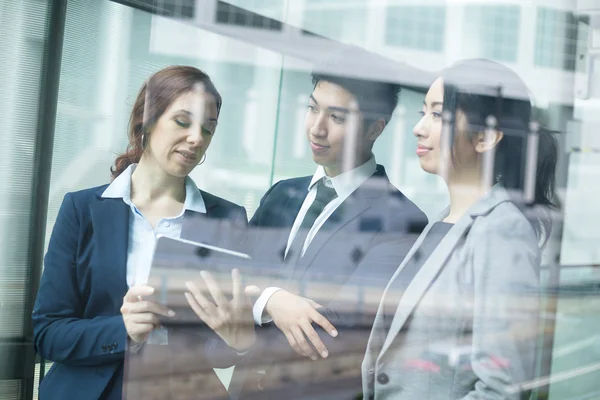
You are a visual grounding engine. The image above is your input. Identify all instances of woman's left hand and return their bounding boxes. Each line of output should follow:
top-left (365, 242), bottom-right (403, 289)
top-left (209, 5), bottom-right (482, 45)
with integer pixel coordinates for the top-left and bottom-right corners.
top-left (185, 268), bottom-right (259, 352)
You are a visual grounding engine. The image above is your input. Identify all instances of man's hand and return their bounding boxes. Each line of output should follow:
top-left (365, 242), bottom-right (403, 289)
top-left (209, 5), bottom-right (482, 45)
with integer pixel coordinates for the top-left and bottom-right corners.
top-left (185, 268), bottom-right (259, 352)
top-left (120, 285), bottom-right (175, 344)
top-left (265, 290), bottom-right (338, 360)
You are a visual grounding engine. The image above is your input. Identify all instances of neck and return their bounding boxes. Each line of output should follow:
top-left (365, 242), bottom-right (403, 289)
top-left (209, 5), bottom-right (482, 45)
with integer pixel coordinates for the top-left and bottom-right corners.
top-left (443, 166), bottom-right (490, 223)
top-left (131, 156), bottom-right (186, 204)
top-left (325, 153), bottom-right (372, 178)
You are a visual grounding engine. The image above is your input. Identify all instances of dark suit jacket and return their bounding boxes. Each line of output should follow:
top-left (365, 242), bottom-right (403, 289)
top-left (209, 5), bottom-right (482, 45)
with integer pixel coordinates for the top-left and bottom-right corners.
top-left (32, 184), bottom-right (247, 400)
top-left (229, 165), bottom-right (428, 399)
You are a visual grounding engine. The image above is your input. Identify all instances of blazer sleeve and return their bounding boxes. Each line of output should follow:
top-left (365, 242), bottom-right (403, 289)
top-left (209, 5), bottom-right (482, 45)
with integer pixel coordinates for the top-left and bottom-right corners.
top-left (32, 193), bottom-right (128, 366)
top-left (463, 212), bottom-right (541, 400)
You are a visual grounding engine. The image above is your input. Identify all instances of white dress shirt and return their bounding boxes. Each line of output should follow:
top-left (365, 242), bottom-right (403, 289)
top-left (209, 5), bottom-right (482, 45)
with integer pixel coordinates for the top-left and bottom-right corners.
top-left (101, 164), bottom-right (206, 344)
top-left (252, 157), bottom-right (377, 325)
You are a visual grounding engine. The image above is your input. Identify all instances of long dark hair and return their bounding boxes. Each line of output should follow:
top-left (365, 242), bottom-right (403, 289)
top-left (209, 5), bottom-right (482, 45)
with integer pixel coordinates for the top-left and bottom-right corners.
top-left (110, 65), bottom-right (222, 179)
top-left (440, 59), bottom-right (560, 241)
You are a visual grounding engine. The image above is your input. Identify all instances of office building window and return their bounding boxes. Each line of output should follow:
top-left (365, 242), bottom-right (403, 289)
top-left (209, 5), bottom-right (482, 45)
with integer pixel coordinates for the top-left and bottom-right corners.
top-left (215, 1), bottom-right (282, 31)
top-left (123, 0), bottom-right (195, 19)
top-left (463, 5), bottom-right (520, 62)
top-left (302, 0), bottom-right (368, 44)
top-left (535, 8), bottom-right (581, 71)
top-left (385, 6), bottom-right (446, 52)
top-left (224, 0), bottom-right (285, 22)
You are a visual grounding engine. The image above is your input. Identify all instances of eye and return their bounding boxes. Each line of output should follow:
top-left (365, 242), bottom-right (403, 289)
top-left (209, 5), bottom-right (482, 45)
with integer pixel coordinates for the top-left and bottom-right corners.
top-left (418, 111), bottom-right (425, 117)
top-left (432, 112), bottom-right (442, 119)
top-left (331, 114), bottom-right (346, 124)
top-left (201, 126), bottom-right (214, 136)
top-left (175, 118), bottom-right (191, 128)
top-left (307, 104), bottom-right (318, 113)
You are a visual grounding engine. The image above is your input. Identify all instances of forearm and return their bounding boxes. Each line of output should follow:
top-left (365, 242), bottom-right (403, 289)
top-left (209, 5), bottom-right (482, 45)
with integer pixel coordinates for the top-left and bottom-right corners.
top-left (33, 314), bottom-right (127, 366)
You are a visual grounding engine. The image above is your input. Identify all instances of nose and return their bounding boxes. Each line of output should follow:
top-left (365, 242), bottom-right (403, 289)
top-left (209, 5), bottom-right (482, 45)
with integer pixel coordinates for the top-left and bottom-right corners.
top-left (309, 113), bottom-right (327, 138)
top-left (413, 115), bottom-right (428, 139)
top-left (186, 125), bottom-right (205, 148)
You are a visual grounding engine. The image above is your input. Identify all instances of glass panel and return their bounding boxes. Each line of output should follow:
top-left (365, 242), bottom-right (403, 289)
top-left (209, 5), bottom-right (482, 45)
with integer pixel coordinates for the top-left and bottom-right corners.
top-left (0, 381), bottom-right (22, 400)
top-left (38, 0), bottom-right (283, 395)
top-left (546, 267), bottom-right (600, 399)
top-left (463, 5), bottom-right (520, 62)
top-left (560, 153), bottom-right (600, 265)
top-left (302, 0), bottom-right (368, 44)
top-left (26, 1), bottom-right (600, 400)
top-left (0, 0), bottom-right (49, 340)
top-left (535, 8), bottom-right (583, 71)
top-left (48, 0), bottom-right (282, 226)
top-left (385, 6), bottom-right (446, 52)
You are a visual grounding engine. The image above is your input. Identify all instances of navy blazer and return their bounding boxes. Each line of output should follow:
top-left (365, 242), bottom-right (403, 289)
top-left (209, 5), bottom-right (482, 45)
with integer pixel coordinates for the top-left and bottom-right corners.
top-left (32, 184), bottom-right (247, 400)
top-left (229, 165), bottom-right (428, 399)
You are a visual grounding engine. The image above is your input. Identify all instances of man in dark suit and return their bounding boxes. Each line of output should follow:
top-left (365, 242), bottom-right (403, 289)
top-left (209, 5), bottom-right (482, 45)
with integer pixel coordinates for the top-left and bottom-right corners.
top-left (230, 69), bottom-right (428, 399)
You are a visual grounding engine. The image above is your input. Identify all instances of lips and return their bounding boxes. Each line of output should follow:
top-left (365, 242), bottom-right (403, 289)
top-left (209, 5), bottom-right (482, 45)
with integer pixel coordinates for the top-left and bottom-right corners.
top-left (416, 145), bottom-right (432, 157)
top-left (310, 141), bottom-right (329, 154)
top-left (176, 150), bottom-right (197, 163)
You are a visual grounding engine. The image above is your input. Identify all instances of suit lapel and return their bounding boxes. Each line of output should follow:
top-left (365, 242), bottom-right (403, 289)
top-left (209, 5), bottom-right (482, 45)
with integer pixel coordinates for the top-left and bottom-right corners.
top-left (282, 183), bottom-right (308, 231)
top-left (377, 213), bottom-right (474, 360)
top-left (299, 167), bottom-right (388, 266)
top-left (298, 198), bottom-right (370, 267)
top-left (366, 221), bottom-right (434, 356)
top-left (89, 195), bottom-right (130, 295)
top-left (294, 168), bottom-right (387, 277)
top-left (272, 183), bottom-right (309, 262)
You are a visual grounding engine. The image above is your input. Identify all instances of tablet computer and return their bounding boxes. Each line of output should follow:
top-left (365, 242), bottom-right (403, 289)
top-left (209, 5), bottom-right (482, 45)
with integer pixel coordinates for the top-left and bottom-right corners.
top-left (147, 235), bottom-right (252, 326)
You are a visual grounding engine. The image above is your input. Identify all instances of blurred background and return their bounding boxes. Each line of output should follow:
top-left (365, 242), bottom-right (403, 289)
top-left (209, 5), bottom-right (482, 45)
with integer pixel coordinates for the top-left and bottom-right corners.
top-left (0, 0), bottom-right (599, 399)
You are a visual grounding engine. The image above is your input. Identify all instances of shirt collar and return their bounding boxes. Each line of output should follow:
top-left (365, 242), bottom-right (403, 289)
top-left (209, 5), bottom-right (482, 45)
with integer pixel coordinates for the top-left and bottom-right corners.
top-left (101, 164), bottom-right (206, 214)
top-left (309, 156), bottom-right (377, 201)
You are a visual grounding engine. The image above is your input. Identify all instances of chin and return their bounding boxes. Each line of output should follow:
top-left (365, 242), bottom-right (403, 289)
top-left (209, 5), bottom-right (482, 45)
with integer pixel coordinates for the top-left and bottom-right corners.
top-left (168, 164), bottom-right (193, 178)
top-left (419, 160), bottom-right (437, 175)
top-left (312, 154), bottom-right (329, 167)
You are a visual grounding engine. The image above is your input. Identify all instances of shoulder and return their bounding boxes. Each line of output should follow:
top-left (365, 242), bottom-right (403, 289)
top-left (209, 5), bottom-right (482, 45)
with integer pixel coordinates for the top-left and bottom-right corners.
top-left (259, 176), bottom-right (312, 201)
top-left (270, 176), bottom-right (311, 192)
top-left (475, 201), bottom-right (537, 239)
top-left (51, 184), bottom-right (111, 229)
top-left (382, 183), bottom-right (429, 231)
top-left (61, 184), bottom-right (110, 209)
top-left (370, 167), bottom-right (426, 217)
top-left (199, 190), bottom-right (246, 215)
top-left (469, 202), bottom-right (542, 292)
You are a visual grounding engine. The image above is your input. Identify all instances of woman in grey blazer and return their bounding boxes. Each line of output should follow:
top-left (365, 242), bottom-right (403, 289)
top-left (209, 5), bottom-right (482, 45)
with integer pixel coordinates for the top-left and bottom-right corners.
top-left (362, 59), bottom-right (560, 400)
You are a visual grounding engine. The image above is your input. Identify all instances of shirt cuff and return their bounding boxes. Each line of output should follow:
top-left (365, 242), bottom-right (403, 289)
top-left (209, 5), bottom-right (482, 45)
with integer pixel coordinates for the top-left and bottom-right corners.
top-left (127, 339), bottom-right (145, 354)
top-left (237, 347), bottom-right (253, 356)
top-left (252, 287), bottom-right (282, 326)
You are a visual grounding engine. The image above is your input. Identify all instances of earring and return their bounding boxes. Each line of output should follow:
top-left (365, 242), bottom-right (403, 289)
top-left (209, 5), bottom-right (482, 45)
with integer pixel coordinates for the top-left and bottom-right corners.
top-left (141, 134), bottom-right (146, 148)
top-left (199, 153), bottom-right (206, 165)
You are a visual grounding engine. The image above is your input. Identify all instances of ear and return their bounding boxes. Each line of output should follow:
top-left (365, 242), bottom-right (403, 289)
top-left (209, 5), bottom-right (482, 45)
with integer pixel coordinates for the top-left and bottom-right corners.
top-left (474, 129), bottom-right (504, 153)
top-left (366, 119), bottom-right (386, 142)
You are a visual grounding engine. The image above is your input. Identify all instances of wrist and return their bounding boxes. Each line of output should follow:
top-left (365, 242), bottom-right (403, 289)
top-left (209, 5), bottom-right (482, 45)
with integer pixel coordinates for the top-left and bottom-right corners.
top-left (231, 331), bottom-right (256, 352)
top-left (265, 290), bottom-right (283, 315)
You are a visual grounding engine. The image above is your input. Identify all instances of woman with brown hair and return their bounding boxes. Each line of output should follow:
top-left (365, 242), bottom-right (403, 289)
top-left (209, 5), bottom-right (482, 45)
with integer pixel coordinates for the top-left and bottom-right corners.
top-left (33, 66), bottom-right (255, 399)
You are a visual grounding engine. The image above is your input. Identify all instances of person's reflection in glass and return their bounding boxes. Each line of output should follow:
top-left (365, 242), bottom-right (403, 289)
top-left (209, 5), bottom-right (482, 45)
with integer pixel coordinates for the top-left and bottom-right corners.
top-left (225, 64), bottom-right (428, 398)
top-left (362, 59), bottom-right (560, 400)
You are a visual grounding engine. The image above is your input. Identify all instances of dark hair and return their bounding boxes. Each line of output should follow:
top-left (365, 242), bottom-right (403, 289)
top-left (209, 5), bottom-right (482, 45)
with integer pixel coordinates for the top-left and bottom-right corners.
top-left (110, 65), bottom-right (222, 179)
top-left (439, 59), bottom-right (560, 240)
top-left (311, 73), bottom-right (400, 126)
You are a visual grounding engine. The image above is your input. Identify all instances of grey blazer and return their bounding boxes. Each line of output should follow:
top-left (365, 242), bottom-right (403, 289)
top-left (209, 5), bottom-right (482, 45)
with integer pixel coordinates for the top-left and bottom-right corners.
top-left (362, 187), bottom-right (542, 400)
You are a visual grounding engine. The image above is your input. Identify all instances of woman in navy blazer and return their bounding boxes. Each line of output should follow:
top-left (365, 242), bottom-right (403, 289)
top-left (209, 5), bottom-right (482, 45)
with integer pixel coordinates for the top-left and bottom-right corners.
top-left (32, 66), bottom-right (255, 399)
